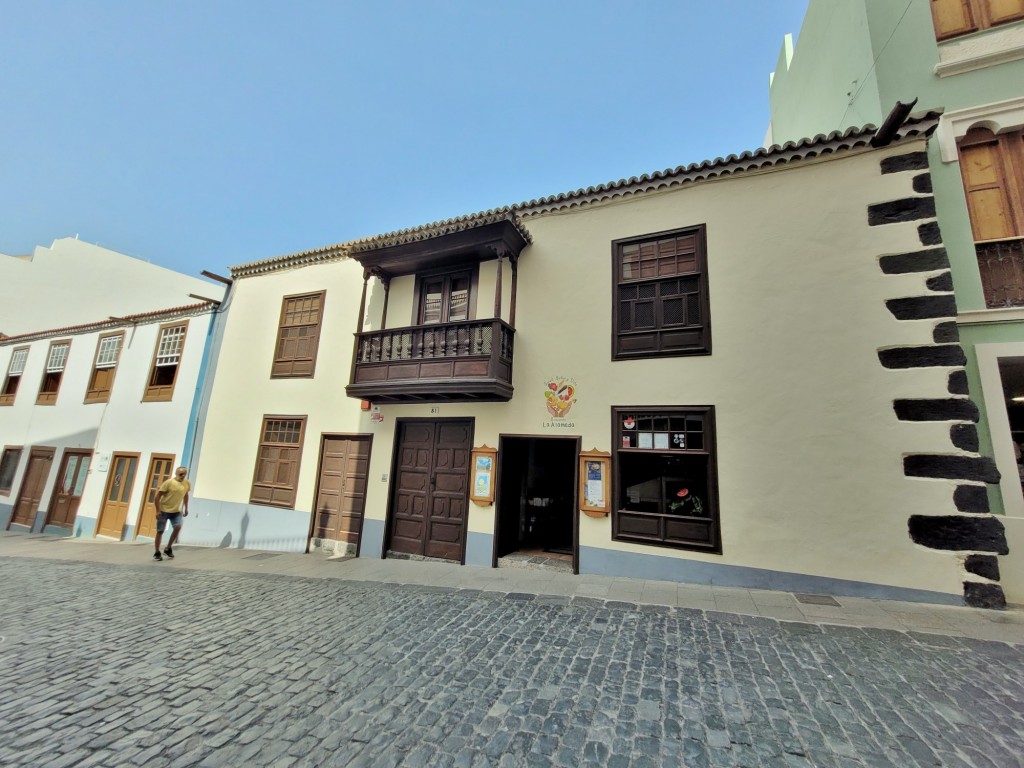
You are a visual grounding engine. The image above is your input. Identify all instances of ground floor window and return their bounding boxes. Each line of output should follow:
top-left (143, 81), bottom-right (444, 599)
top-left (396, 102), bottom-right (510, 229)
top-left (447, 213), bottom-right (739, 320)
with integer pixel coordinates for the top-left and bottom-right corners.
top-left (612, 406), bottom-right (720, 553)
top-left (250, 416), bottom-right (306, 508)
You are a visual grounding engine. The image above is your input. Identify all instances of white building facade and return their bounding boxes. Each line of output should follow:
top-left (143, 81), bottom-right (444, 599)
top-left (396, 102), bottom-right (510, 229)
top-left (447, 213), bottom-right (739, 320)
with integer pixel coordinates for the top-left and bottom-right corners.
top-left (0, 241), bottom-right (225, 540)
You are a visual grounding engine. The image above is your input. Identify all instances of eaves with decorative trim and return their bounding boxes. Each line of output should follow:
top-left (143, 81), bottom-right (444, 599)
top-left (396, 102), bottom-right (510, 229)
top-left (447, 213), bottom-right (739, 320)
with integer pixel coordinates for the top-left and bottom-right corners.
top-left (230, 112), bottom-right (941, 280)
top-left (0, 301), bottom-right (218, 346)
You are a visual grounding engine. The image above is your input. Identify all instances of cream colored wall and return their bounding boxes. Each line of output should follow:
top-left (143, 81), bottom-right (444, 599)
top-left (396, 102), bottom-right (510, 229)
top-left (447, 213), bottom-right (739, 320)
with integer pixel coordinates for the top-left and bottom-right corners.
top-left (195, 258), bottom-right (367, 505)
top-left (199, 141), bottom-right (965, 596)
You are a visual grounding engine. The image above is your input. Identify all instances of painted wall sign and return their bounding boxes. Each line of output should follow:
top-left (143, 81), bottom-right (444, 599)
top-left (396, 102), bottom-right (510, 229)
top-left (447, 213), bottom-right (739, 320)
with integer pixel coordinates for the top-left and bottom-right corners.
top-left (543, 376), bottom-right (577, 423)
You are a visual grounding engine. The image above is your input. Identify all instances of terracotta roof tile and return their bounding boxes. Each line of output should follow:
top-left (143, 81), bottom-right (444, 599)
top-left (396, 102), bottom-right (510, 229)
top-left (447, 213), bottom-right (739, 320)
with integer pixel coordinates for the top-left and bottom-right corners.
top-left (0, 301), bottom-right (218, 345)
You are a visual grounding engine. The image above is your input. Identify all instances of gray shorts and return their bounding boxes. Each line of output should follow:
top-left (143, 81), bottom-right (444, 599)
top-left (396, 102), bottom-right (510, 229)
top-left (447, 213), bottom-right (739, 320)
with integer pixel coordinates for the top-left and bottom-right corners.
top-left (156, 512), bottom-right (183, 533)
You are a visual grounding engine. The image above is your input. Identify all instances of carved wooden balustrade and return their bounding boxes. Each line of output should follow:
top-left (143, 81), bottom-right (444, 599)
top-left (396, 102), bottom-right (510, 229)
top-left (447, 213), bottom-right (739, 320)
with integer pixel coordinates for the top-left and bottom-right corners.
top-left (347, 318), bottom-right (515, 402)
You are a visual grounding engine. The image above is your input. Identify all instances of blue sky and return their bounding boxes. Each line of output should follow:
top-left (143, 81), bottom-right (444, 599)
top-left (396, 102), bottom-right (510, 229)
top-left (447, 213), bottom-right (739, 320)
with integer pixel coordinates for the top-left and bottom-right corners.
top-left (1, 1), bottom-right (809, 277)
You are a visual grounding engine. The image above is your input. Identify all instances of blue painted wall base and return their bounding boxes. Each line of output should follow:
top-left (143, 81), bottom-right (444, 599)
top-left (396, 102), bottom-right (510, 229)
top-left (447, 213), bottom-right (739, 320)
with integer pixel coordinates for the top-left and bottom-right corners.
top-left (578, 546), bottom-right (962, 605)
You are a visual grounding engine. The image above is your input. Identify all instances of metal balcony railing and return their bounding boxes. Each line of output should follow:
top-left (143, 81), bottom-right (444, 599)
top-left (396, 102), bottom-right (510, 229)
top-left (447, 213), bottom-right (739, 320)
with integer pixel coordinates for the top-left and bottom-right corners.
top-left (978, 238), bottom-right (1024, 309)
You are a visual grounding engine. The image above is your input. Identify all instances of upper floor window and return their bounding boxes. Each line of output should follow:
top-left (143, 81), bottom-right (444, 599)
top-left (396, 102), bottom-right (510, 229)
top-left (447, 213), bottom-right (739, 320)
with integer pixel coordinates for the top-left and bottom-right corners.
top-left (250, 415), bottom-right (306, 508)
top-left (85, 332), bottom-right (124, 404)
top-left (37, 341), bottom-right (71, 405)
top-left (959, 126), bottom-right (1024, 307)
top-left (416, 270), bottom-right (473, 325)
top-left (931, 0), bottom-right (1024, 41)
top-left (612, 225), bottom-right (711, 360)
top-left (0, 347), bottom-right (29, 406)
top-left (144, 322), bottom-right (188, 402)
top-left (612, 406), bottom-right (720, 554)
top-left (0, 446), bottom-right (21, 494)
top-left (272, 292), bottom-right (325, 378)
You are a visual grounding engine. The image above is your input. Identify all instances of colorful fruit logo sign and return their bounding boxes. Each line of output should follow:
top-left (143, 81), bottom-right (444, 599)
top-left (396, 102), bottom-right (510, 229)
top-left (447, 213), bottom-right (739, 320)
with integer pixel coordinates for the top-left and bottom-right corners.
top-left (544, 377), bottom-right (577, 418)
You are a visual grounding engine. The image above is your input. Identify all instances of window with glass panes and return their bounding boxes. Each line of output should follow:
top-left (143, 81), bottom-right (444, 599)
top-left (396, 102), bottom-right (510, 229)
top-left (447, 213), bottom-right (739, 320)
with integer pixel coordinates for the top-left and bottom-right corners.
top-left (612, 406), bottom-right (720, 553)
top-left (0, 447), bottom-right (22, 493)
top-left (85, 332), bottom-right (124, 403)
top-left (272, 292), bottom-right (325, 378)
top-left (144, 323), bottom-right (188, 401)
top-left (1, 347), bottom-right (29, 405)
top-left (250, 416), bottom-right (306, 508)
top-left (37, 341), bottom-right (71, 404)
top-left (613, 225), bottom-right (711, 360)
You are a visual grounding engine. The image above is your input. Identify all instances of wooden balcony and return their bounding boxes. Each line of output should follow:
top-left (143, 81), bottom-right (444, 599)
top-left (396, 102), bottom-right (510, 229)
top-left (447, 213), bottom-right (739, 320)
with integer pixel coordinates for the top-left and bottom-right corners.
top-left (346, 319), bottom-right (514, 403)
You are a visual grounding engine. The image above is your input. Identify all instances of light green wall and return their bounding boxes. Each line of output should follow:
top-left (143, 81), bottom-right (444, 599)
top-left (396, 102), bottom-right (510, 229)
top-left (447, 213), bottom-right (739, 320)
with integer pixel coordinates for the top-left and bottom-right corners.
top-left (768, 1), bottom-right (880, 143)
top-left (769, 0), bottom-right (1024, 145)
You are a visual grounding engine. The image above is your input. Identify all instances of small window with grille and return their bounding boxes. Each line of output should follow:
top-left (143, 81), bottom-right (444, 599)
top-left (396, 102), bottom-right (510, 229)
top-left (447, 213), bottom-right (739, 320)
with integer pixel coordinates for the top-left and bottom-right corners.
top-left (1, 347), bottom-right (29, 406)
top-left (144, 322), bottom-right (188, 402)
top-left (85, 332), bottom-right (125, 404)
top-left (612, 225), bottom-right (711, 360)
top-left (37, 341), bottom-right (71, 405)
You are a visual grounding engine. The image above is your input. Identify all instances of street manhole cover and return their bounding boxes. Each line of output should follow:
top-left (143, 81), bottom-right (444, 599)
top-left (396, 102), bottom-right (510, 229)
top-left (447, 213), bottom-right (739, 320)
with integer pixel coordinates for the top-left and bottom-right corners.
top-left (244, 553), bottom-right (282, 560)
top-left (794, 593), bottom-right (841, 606)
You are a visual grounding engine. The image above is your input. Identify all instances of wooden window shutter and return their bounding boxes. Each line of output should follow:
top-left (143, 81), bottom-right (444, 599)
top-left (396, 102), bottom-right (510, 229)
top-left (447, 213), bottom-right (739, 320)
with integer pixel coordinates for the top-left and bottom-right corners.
top-left (988, 0), bottom-right (1024, 25)
top-left (959, 129), bottom-right (1024, 241)
top-left (931, 0), bottom-right (976, 39)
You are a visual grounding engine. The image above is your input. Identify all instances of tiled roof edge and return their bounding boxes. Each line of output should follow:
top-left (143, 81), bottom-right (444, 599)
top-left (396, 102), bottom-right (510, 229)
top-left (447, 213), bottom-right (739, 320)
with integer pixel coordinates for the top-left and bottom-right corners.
top-left (0, 301), bottom-right (218, 346)
top-left (514, 114), bottom-right (938, 216)
top-left (230, 244), bottom-right (349, 279)
top-left (229, 113), bottom-right (940, 279)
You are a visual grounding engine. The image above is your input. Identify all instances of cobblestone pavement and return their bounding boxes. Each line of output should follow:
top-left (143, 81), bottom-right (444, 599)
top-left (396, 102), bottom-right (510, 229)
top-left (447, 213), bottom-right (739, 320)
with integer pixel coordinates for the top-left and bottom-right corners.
top-left (1, 558), bottom-right (1022, 768)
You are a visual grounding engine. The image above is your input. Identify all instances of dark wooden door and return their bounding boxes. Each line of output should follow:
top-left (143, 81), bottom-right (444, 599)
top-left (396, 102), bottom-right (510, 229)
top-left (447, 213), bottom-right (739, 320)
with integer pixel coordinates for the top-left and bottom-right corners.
top-left (10, 447), bottom-right (54, 528)
top-left (134, 454), bottom-right (175, 540)
top-left (390, 420), bottom-right (471, 561)
top-left (312, 436), bottom-right (370, 544)
top-left (96, 453), bottom-right (139, 539)
top-left (46, 450), bottom-right (92, 528)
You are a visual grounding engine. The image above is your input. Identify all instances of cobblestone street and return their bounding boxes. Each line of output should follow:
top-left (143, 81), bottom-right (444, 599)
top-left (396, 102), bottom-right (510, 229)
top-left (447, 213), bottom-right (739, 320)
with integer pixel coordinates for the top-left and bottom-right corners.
top-left (0, 556), bottom-right (1021, 768)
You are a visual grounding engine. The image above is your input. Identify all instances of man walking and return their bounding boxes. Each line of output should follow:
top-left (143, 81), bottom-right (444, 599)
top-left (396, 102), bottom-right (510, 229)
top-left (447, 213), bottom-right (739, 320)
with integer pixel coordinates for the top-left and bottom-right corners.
top-left (153, 466), bottom-right (190, 561)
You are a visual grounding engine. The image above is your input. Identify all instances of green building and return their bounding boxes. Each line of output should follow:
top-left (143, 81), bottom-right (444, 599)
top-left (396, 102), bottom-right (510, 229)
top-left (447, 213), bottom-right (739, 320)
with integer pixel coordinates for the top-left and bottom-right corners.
top-left (768, 0), bottom-right (1024, 605)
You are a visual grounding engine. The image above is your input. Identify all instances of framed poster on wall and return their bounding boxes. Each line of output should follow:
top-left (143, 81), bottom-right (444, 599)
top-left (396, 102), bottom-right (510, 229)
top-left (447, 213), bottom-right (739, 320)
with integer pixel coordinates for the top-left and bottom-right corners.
top-left (470, 445), bottom-right (498, 506)
top-left (579, 448), bottom-right (611, 517)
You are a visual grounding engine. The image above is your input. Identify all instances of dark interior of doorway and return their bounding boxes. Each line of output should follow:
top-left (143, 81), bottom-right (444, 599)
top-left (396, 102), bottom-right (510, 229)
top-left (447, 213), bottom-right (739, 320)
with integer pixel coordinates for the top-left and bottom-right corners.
top-left (496, 437), bottom-right (576, 560)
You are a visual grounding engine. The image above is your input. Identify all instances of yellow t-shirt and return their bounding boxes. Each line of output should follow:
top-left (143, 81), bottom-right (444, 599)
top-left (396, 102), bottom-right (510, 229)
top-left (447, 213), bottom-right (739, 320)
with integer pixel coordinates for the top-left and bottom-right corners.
top-left (156, 478), bottom-right (191, 513)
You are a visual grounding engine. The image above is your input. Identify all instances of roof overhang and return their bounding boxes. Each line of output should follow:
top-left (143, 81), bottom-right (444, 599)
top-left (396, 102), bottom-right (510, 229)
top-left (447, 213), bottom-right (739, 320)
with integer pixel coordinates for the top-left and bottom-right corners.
top-left (348, 217), bottom-right (529, 277)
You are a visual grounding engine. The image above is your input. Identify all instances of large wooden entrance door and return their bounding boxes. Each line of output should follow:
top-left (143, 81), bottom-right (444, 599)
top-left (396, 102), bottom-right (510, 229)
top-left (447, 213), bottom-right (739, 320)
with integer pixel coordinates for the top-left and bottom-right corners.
top-left (45, 450), bottom-right (93, 528)
top-left (390, 419), bottom-right (472, 561)
top-left (96, 452), bottom-right (140, 539)
top-left (134, 454), bottom-right (175, 540)
top-left (311, 436), bottom-right (371, 549)
top-left (9, 447), bottom-right (55, 529)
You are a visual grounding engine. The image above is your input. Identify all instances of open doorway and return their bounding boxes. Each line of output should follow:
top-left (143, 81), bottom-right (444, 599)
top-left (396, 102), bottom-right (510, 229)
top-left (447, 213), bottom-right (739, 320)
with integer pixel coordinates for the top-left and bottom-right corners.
top-left (494, 436), bottom-right (579, 573)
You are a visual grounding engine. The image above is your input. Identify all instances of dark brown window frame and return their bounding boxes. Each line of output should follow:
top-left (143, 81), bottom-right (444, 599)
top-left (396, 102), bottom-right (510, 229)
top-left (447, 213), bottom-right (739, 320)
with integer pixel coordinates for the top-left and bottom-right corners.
top-left (611, 405), bottom-right (721, 554)
top-left (84, 331), bottom-right (125, 404)
top-left (143, 321), bottom-right (189, 402)
top-left (249, 414), bottom-right (307, 509)
top-left (411, 265), bottom-right (478, 326)
top-left (1, 346), bottom-right (30, 406)
top-left (0, 445), bottom-right (22, 495)
top-left (612, 224), bottom-right (711, 361)
top-left (930, 0), bottom-right (1024, 41)
top-left (272, 291), bottom-right (326, 379)
top-left (37, 339), bottom-right (72, 406)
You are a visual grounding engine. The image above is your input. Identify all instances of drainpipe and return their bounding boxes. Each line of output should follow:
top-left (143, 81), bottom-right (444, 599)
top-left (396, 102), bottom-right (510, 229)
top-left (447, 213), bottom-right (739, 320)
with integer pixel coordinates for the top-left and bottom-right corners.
top-left (870, 98), bottom-right (918, 148)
